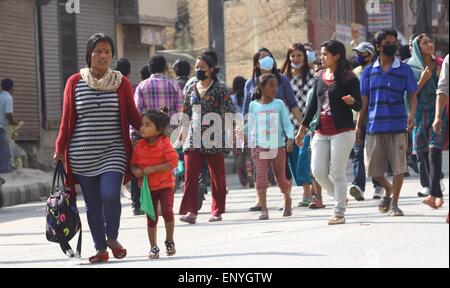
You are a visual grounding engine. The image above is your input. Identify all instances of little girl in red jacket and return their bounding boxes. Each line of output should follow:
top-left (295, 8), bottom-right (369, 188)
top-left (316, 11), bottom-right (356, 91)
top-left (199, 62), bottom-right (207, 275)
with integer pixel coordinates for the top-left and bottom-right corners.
top-left (130, 109), bottom-right (178, 259)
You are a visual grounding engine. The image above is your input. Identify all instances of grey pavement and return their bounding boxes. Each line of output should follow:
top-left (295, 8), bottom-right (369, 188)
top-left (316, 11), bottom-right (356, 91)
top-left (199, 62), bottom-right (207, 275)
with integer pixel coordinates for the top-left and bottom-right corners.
top-left (0, 154), bottom-right (449, 268)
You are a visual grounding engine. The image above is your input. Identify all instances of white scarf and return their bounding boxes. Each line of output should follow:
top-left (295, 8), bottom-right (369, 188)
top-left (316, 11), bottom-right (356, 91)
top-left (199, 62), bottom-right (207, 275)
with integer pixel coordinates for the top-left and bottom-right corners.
top-left (80, 68), bottom-right (123, 91)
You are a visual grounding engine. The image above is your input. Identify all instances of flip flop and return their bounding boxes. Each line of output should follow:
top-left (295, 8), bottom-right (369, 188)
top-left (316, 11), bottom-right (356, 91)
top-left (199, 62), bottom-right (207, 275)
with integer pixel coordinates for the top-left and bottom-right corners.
top-left (378, 196), bottom-right (391, 214)
top-left (422, 197), bottom-right (438, 209)
top-left (179, 214), bottom-right (197, 224)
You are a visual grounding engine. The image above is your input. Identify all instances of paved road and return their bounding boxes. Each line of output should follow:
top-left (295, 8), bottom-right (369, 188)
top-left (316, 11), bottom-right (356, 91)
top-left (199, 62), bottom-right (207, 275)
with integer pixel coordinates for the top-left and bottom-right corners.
top-left (0, 156), bottom-right (449, 268)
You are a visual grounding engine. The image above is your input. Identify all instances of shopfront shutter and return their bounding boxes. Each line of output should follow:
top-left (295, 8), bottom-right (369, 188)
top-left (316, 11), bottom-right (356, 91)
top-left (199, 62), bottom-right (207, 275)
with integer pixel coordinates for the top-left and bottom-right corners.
top-left (76, 0), bottom-right (116, 70)
top-left (0, 0), bottom-right (40, 140)
top-left (41, 0), bottom-right (63, 130)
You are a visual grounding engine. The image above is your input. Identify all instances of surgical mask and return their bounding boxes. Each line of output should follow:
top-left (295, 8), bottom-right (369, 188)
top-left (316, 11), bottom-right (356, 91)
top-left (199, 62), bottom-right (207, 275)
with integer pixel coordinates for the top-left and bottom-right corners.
top-left (382, 45), bottom-right (397, 57)
top-left (291, 63), bottom-right (303, 69)
top-left (259, 56), bottom-right (274, 71)
top-left (195, 69), bottom-right (208, 81)
top-left (356, 55), bottom-right (370, 66)
top-left (307, 51), bottom-right (316, 64)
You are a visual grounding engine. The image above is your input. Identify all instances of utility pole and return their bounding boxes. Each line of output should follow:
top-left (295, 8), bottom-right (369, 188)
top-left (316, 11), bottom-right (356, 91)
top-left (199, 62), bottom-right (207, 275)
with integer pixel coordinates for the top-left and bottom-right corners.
top-left (252, 0), bottom-right (259, 53)
top-left (414, 0), bottom-right (432, 35)
top-left (208, 0), bottom-right (226, 82)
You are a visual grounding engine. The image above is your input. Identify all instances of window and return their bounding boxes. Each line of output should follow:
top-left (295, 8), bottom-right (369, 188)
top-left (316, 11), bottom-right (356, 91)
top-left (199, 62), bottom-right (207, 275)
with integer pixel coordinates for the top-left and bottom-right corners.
top-left (337, 0), bottom-right (353, 24)
top-left (320, 0), bottom-right (330, 20)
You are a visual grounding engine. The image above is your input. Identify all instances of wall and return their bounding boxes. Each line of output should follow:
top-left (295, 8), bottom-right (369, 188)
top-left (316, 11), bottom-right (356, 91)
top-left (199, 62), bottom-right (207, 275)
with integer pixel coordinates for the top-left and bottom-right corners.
top-left (186, 0), bottom-right (308, 85)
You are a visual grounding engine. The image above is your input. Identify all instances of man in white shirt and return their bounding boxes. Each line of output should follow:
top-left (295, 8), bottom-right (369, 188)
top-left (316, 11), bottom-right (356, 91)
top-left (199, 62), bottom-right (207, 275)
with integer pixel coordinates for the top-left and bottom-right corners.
top-left (0, 79), bottom-right (18, 173)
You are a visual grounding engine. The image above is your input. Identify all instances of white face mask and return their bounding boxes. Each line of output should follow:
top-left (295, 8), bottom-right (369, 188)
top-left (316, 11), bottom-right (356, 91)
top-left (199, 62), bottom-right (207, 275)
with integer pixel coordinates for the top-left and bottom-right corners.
top-left (291, 63), bottom-right (303, 69)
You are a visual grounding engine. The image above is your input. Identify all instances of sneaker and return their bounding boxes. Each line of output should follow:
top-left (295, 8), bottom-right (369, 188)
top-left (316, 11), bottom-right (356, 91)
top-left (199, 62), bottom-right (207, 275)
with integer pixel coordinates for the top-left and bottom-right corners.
top-left (328, 215), bottom-right (345, 225)
top-left (373, 186), bottom-right (384, 200)
top-left (418, 187), bottom-right (430, 198)
top-left (349, 185), bottom-right (365, 201)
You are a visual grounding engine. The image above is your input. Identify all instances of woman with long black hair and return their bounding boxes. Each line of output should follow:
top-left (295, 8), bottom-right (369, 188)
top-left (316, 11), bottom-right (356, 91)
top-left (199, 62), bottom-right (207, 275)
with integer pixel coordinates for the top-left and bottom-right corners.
top-left (281, 42), bottom-right (316, 208)
top-left (296, 40), bottom-right (362, 225)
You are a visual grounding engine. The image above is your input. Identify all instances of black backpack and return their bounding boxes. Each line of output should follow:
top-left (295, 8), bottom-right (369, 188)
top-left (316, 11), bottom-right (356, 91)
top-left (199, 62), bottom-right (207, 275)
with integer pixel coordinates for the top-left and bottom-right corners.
top-left (45, 161), bottom-right (82, 258)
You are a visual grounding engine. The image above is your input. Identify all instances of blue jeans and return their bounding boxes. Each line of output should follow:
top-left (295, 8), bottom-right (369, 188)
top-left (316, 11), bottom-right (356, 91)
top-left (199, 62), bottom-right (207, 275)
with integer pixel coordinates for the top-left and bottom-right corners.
top-left (0, 129), bottom-right (11, 173)
top-left (75, 172), bottom-right (123, 251)
top-left (352, 125), bottom-right (367, 191)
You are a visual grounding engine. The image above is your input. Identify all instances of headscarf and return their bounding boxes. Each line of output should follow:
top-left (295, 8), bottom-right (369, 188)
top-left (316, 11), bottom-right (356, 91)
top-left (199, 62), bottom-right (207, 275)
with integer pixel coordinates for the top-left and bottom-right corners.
top-left (407, 36), bottom-right (439, 111)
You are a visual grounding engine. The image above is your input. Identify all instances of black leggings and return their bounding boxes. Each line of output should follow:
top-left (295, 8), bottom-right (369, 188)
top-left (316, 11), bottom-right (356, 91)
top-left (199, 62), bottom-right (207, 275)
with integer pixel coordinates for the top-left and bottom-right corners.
top-left (418, 148), bottom-right (443, 198)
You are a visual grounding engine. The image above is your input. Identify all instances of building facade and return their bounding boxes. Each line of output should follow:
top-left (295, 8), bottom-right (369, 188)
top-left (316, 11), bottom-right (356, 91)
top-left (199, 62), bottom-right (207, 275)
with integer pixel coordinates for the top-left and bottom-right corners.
top-left (0, 0), bottom-right (177, 169)
top-left (179, 0), bottom-right (309, 84)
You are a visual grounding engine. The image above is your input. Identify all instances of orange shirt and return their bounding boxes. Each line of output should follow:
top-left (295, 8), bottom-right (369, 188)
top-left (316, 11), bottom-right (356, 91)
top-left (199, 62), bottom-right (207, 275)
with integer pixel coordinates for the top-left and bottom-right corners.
top-left (130, 136), bottom-right (178, 191)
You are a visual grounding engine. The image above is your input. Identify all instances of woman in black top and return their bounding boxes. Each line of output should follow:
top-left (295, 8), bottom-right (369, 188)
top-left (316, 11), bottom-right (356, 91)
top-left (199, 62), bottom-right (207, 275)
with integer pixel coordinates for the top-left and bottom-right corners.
top-left (296, 40), bottom-right (361, 225)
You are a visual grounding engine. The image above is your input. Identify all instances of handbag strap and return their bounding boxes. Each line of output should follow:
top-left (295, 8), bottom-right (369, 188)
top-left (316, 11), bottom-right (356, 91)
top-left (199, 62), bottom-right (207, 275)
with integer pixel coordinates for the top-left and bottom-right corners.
top-left (51, 161), bottom-right (68, 195)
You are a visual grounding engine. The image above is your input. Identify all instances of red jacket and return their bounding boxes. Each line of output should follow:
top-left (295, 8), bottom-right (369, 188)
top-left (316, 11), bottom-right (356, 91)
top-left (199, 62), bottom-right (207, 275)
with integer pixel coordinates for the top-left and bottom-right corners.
top-left (55, 73), bottom-right (142, 193)
top-left (130, 136), bottom-right (178, 191)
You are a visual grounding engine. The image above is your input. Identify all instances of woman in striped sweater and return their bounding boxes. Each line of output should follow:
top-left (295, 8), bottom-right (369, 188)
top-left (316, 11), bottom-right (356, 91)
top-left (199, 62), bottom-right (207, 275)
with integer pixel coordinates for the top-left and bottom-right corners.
top-left (54, 33), bottom-right (141, 263)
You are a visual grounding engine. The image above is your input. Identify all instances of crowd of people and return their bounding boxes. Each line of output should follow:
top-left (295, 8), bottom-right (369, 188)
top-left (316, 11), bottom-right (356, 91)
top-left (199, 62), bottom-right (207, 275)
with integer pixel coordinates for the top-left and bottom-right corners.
top-left (7, 27), bottom-right (443, 263)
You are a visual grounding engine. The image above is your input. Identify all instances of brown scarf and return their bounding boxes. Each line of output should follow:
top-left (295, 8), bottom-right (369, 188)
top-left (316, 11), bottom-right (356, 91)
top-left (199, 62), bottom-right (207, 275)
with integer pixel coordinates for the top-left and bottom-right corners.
top-left (80, 68), bottom-right (123, 91)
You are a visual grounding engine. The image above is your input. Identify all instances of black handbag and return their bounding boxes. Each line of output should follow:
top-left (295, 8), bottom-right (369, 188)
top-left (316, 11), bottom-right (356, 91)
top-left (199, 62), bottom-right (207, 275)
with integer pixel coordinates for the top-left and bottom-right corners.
top-left (45, 161), bottom-right (82, 258)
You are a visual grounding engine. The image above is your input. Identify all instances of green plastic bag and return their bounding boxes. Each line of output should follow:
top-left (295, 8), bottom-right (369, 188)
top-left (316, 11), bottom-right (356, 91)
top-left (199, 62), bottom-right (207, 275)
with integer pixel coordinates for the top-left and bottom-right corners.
top-left (140, 175), bottom-right (156, 221)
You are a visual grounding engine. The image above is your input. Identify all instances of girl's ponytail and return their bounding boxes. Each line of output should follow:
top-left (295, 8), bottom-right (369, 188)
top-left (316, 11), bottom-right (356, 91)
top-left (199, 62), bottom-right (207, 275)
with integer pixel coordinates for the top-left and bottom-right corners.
top-left (251, 87), bottom-right (262, 101)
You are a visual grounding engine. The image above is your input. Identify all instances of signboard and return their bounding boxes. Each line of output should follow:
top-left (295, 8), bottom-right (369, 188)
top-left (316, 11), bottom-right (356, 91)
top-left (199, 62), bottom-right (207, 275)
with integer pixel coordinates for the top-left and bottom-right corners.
top-left (141, 25), bottom-right (165, 46)
top-left (367, 2), bottom-right (394, 32)
top-left (335, 24), bottom-right (353, 45)
top-left (352, 23), bottom-right (367, 44)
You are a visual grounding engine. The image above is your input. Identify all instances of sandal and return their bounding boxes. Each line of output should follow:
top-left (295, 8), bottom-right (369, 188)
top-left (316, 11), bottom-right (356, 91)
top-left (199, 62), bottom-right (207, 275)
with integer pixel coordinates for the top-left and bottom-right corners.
top-left (165, 240), bottom-right (176, 256)
top-left (436, 198), bottom-right (444, 208)
top-left (309, 200), bottom-right (325, 209)
top-left (422, 196), bottom-right (438, 209)
top-left (107, 240), bottom-right (127, 259)
top-left (389, 206), bottom-right (404, 217)
top-left (259, 212), bottom-right (269, 220)
top-left (149, 246), bottom-right (160, 259)
top-left (328, 215), bottom-right (345, 225)
top-left (283, 197), bottom-right (292, 217)
top-left (298, 200), bottom-right (311, 207)
top-left (208, 215), bottom-right (222, 222)
top-left (378, 196), bottom-right (391, 214)
top-left (249, 205), bottom-right (262, 212)
top-left (179, 214), bottom-right (197, 224)
top-left (88, 251), bottom-right (109, 264)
